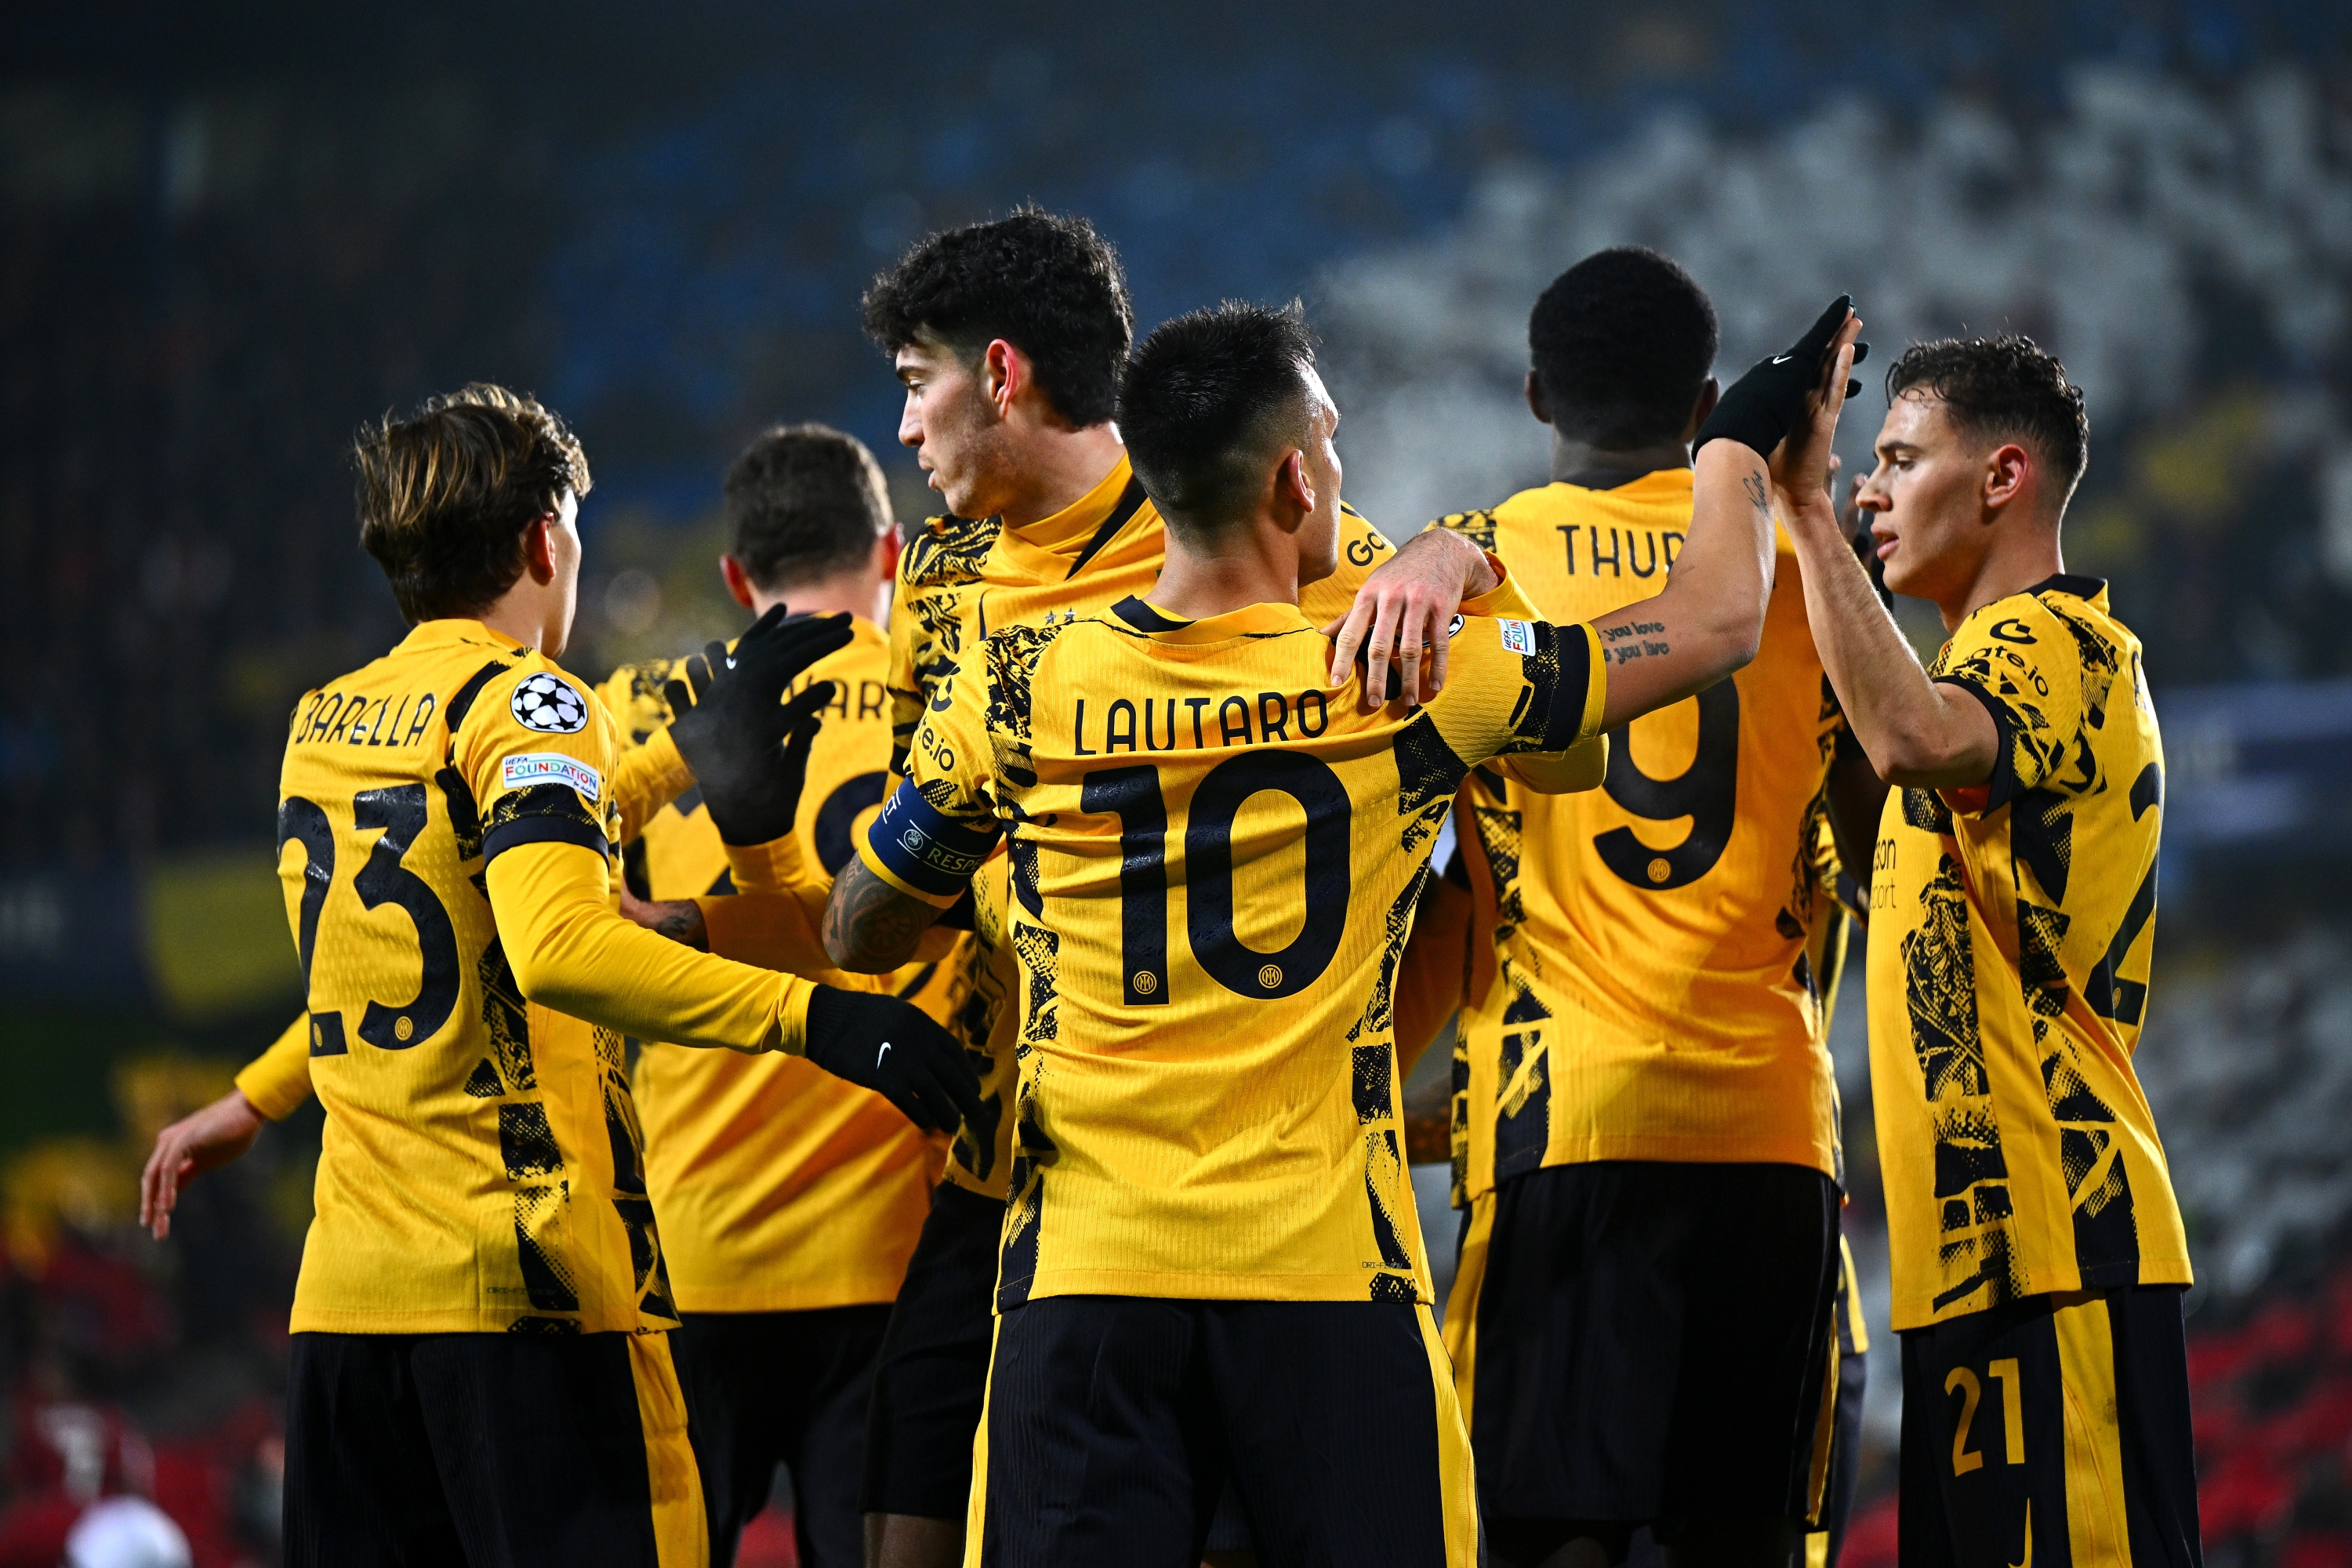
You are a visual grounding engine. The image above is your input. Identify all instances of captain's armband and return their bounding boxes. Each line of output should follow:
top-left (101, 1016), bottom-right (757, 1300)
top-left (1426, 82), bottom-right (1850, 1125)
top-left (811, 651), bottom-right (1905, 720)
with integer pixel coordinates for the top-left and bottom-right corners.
top-left (858, 779), bottom-right (1003, 906)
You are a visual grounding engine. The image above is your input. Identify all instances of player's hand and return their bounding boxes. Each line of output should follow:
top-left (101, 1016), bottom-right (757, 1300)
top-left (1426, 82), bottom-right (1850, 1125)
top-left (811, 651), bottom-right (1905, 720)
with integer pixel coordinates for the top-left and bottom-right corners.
top-left (663, 605), bottom-right (852, 840)
top-left (803, 988), bottom-right (986, 1134)
top-left (1322, 528), bottom-right (1500, 711)
top-left (620, 887), bottom-right (710, 950)
top-left (1696, 296), bottom-right (1867, 464)
top-left (140, 1090), bottom-right (265, 1240)
top-left (1766, 310), bottom-right (1864, 508)
top-left (669, 655), bottom-right (838, 846)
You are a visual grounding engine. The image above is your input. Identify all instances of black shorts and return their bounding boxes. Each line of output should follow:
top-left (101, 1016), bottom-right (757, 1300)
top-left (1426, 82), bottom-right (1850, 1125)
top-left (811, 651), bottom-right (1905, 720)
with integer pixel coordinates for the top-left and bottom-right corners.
top-left (672, 1305), bottom-right (890, 1568)
top-left (858, 1181), bottom-right (1003, 1519)
top-left (1899, 1286), bottom-right (2201, 1568)
top-left (284, 1330), bottom-right (700, 1568)
top-left (1448, 1160), bottom-right (1842, 1549)
top-left (971, 1294), bottom-right (1476, 1567)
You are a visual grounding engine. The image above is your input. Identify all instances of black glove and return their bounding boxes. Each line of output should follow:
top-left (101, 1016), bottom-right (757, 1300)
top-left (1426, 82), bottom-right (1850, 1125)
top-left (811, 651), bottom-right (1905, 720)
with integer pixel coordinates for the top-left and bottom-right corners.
top-left (804, 986), bottom-right (987, 1134)
top-left (664, 605), bottom-right (852, 844)
top-left (1696, 296), bottom-right (1869, 459)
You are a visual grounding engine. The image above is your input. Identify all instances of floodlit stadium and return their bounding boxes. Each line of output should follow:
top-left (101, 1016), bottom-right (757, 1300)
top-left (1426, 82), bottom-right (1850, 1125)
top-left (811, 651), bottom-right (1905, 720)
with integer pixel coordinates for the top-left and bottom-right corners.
top-left (3, 3), bottom-right (2350, 1565)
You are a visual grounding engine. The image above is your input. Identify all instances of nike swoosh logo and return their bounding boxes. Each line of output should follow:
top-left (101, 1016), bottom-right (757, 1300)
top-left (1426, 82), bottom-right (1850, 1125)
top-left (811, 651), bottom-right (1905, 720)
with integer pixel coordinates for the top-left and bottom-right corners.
top-left (877, 1041), bottom-right (893, 1069)
top-left (1771, 353), bottom-right (1795, 364)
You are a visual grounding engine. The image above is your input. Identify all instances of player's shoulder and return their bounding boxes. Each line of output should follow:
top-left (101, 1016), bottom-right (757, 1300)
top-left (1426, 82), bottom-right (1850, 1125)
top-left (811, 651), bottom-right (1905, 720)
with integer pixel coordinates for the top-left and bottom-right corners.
top-left (899, 511), bottom-right (1003, 594)
top-left (1943, 575), bottom-right (2125, 675)
top-left (470, 650), bottom-right (608, 749)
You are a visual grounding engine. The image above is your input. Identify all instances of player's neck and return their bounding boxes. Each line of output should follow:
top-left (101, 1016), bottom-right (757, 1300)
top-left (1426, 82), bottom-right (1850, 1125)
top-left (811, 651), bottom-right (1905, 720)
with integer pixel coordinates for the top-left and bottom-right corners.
top-left (750, 572), bottom-right (886, 626)
top-left (1149, 531), bottom-right (1303, 622)
top-left (1936, 525), bottom-right (2067, 630)
top-left (474, 592), bottom-right (557, 656)
top-left (995, 423), bottom-right (1128, 530)
top-left (1548, 432), bottom-right (1690, 486)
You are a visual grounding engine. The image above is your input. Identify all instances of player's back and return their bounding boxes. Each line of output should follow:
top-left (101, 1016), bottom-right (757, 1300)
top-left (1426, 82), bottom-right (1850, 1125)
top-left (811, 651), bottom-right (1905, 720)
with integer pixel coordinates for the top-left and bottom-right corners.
top-left (886, 456), bottom-right (1403, 1200)
top-left (882, 593), bottom-right (1604, 1308)
top-left (279, 619), bottom-right (668, 1335)
top-left (1440, 472), bottom-right (1842, 1197)
top-left (605, 622), bottom-right (949, 1312)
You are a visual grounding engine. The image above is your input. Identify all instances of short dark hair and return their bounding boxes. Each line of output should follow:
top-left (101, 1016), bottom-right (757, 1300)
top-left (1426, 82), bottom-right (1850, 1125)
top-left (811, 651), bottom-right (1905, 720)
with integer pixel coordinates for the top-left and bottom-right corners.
top-left (354, 383), bottom-right (590, 625)
top-left (724, 424), bottom-right (893, 591)
top-left (1886, 336), bottom-right (2089, 502)
top-left (1528, 247), bottom-right (1719, 449)
top-left (1120, 300), bottom-right (1317, 540)
top-left (861, 208), bottom-right (1131, 427)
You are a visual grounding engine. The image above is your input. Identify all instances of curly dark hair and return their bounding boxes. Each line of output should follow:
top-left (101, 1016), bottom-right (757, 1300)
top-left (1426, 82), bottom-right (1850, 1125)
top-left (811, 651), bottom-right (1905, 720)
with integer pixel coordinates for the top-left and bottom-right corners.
top-left (1120, 300), bottom-right (1317, 539)
top-left (1886, 336), bottom-right (2089, 499)
top-left (724, 423), bottom-right (893, 592)
top-left (1529, 246), bottom-right (1719, 449)
top-left (860, 207), bottom-right (1131, 427)
top-left (354, 383), bottom-right (590, 625)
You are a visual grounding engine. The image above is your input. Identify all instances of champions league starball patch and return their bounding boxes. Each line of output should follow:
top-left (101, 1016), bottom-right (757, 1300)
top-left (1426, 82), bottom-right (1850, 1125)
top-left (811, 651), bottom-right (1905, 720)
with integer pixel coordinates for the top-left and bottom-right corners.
top-left (510, 672), bottom-right (589, 734)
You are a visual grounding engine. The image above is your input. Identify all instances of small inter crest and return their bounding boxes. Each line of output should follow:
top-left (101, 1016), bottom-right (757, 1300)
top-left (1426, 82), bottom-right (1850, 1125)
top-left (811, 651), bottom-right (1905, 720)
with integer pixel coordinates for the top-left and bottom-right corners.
top-left (511, 673), bottom-right (588, 734)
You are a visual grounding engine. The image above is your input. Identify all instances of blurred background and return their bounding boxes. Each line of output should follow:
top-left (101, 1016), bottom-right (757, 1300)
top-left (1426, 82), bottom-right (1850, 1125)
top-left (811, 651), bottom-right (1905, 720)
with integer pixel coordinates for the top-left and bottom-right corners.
top-left (5, 1), bottom-right (2352, 1563)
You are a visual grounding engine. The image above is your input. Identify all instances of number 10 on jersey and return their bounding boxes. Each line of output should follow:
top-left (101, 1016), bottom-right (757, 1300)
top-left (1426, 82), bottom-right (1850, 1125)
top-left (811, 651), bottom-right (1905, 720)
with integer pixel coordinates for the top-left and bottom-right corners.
top-left (1080, 750), bottom-right (1352, 1005)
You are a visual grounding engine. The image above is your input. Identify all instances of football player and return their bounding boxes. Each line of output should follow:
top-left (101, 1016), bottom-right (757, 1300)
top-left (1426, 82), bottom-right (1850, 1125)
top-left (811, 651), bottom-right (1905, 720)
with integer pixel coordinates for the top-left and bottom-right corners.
top-left (832, 209), bottom-right (1508, 1568)
top-left (1403, 249), bottom-right (1884, 1568)
top-left (596, 424), bottom-right (960, 1568)
top-left (1780, 338), bottom-right (2198, 1568)
top-left (147, 386), bottom-right (978, 1568)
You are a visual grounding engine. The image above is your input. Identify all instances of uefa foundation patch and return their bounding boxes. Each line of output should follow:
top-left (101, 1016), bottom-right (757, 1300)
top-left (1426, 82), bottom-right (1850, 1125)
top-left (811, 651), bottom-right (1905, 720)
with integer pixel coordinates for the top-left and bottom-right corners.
top-left (1497, 619), bottom-right (1537, 655)
top-left (501, 753), bottom-right (603, 802)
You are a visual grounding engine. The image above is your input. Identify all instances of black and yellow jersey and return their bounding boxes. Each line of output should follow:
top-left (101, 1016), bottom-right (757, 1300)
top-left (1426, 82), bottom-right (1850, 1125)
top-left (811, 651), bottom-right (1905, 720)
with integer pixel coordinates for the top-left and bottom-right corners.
top-left (863, 589), bottom-right (1606, 1306)
top-left (596, 621), bottom-right (952, 1315)
top-left (1869, 575), bottom-right (2187, 1330)
top-left (274, 618), bottom-right (815, 1335)
top-left (885, 454), bottom-right (1401, 1201)
top-left (1437, 473), bottom-right (1843, 1205)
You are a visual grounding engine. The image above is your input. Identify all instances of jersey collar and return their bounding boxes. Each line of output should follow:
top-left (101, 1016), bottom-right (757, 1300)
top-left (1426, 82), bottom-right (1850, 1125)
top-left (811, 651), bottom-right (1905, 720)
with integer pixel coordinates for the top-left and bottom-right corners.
top-left (1552, 466), bottom-right (1693, 500)
top-left (991, 455), bottom-right (1152, 584)
top-left (1110, 595), bottom-right (1310, 644)
top-left (2024, 572), bottom-right (2110, 607)
top-left (397, 619), bottom-right (532, 658)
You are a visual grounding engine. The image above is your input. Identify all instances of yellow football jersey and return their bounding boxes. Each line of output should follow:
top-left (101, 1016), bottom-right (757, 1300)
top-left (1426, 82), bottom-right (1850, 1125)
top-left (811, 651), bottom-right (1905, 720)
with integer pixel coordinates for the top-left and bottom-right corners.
top-left (885, 455), bottom-right (1400, 1200)
top-left (277, 619), bottom-right (808, 1335)
top-left (597, 622), bottom-right (949, 1314)
top-left (1869, 575), bottom-right (2187, 1330)
top-left (1437, 474), bottom-right (1843, 1206)
top-left (866, 590), bottom-right (1606, 1306)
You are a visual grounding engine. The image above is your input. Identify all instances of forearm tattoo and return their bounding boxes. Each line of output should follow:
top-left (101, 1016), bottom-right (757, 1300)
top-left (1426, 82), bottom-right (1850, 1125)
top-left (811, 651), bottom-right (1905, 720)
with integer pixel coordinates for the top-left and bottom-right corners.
top-left (824, 858), bottom-right (937, 972)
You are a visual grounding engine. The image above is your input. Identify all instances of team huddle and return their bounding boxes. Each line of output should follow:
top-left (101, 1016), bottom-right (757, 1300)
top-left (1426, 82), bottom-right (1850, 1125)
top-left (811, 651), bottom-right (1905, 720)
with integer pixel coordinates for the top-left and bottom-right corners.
top-left (137, 212), bottom-right (2197, 1568)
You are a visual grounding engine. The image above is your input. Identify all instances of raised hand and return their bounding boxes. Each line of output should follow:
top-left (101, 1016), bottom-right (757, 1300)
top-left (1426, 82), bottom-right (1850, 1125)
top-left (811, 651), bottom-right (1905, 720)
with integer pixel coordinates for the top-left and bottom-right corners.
top-left (1696, 296), bottom-right (1867, 465)
top-left (665, 605), bottom-right (850, 845)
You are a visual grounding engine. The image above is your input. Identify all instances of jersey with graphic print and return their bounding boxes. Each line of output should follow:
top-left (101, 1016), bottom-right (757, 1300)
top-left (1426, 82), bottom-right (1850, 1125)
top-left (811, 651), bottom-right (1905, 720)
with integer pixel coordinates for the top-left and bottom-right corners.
top-left (865, 593), bottom-right (1606, 1305)
top-left (885, 454), bottom-right (1402, 1200)
top-left (598, 621), bottom-right (950, 1313)
top-left (1437, 474), bottom-right (1844, 1207)
top-left (278, 619), bottom-right (681, 1334)
top-left (1867, 575), bottom-right (2187, 1330)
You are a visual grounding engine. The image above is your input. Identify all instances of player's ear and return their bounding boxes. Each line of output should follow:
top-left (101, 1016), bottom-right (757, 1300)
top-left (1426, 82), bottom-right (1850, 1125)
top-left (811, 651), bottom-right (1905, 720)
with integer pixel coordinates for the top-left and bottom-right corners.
top-left (1525, 369), bottom-right (1550, 427)
top-left (984, 339), bottom-right (1022, 416)
top-left (719, 554), bottom-right (758, 611)
top-left (1984, 442), bottom-right (2031, 515)
top-left (1276, 448), bottom-right (1315, 523)
top-left (521, 514), bottom-right (558, 586)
